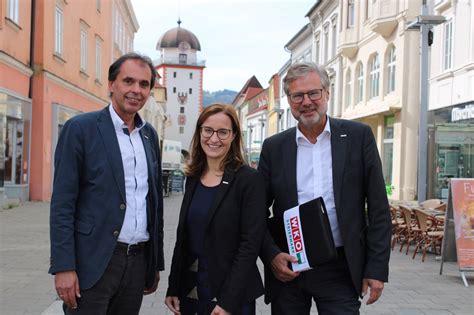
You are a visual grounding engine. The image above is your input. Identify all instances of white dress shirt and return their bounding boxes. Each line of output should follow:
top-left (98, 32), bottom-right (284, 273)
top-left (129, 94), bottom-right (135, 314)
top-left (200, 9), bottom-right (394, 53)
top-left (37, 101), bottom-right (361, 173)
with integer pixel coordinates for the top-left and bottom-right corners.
top-left (295, 117), bottom-right (343, 247)
top-left (109, 105), bottom-right (149, 244)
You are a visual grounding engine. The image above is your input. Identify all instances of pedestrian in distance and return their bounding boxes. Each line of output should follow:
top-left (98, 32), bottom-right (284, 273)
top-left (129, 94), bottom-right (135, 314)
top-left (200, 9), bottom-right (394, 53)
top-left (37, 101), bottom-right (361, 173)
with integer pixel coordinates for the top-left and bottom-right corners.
top-left (49, 52), bottom-right (164, 315)
top-left (258, 61), bottom-right (392, 314)
top-left (165, 104), bottom-right (266, 315)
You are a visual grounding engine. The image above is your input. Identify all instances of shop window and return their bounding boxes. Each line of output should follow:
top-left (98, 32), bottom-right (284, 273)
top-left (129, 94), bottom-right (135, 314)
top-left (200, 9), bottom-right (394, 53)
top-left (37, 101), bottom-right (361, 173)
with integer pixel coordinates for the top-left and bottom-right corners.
top-left (383, 116), bottom-right (394, 195)
top-left (0, 92), bottom-right (32, 196)
top-left (434, 127), bottom-right (474, 199)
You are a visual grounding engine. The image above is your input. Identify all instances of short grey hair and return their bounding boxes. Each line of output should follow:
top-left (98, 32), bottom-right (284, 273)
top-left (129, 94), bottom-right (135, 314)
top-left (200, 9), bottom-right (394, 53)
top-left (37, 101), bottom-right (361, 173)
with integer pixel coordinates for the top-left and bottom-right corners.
top-left (283, 62), bottom-right (330, 95)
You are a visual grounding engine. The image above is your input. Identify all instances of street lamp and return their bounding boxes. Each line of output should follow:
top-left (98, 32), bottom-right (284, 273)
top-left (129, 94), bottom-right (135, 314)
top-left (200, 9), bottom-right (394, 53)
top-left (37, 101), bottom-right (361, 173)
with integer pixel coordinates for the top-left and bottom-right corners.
top-left (406, 3), bottom-right (446, 202)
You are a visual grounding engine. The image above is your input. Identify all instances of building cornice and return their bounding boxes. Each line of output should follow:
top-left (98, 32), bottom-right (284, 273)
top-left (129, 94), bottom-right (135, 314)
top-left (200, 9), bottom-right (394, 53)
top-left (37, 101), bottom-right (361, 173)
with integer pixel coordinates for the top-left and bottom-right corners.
top-left (0, 52), bottom-right (33, 77)
top-left (43, 71), bottom-right (108, 106)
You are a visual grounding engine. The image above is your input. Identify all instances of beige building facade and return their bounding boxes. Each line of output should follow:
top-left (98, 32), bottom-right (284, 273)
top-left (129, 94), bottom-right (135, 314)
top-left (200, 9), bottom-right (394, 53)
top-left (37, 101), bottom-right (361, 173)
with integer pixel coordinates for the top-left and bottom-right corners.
top-left (339, 0), bottom-right (422, 200)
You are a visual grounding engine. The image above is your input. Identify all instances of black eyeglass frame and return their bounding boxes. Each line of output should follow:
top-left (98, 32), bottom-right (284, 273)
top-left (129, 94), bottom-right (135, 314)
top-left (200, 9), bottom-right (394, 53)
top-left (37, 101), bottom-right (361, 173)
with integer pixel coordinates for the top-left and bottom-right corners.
top-left (288, 88), bottom-right (326, 103)
top-left (200, 126), bottom-right (233, 140)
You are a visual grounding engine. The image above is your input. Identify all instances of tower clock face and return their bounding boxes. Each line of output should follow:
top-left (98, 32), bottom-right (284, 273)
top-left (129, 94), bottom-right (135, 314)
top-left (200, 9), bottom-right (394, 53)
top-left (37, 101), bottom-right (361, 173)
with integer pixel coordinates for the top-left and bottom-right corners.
top-left (179, 42), bottom-right (190, 51)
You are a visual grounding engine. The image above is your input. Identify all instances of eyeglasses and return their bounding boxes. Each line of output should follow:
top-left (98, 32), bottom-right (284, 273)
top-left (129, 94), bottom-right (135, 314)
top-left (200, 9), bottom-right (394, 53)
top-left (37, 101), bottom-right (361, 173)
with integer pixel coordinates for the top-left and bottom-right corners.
top-left (288, 89), bottom-right (324, 103)
top-left (200, 126), bottom-right (233, 140)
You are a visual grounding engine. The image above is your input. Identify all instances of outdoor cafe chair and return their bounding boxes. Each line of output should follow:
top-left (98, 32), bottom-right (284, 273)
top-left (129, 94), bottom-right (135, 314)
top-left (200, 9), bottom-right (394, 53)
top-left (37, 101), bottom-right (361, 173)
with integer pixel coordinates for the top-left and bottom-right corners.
top-left (390, 205), bottom-right (406, 250)
top-left (412, 207), bottom-right (444, 262)
top-left (398, 205), bottom-right (422, 255)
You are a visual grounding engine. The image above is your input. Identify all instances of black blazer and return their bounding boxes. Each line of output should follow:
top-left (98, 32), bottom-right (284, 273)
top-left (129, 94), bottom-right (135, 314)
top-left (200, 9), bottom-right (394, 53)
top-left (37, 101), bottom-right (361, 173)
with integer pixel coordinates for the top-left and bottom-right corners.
top-left (167, 165), bottom-right (266, 313)
top-left (49, 106), bottom-right (164, 290)
top-left (258, 118), bottom-right (391, 303)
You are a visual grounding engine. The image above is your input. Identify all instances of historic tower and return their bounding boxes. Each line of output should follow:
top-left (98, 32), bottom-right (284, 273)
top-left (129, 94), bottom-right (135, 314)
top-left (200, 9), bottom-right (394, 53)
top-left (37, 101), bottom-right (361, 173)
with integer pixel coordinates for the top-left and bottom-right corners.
top-left (155, 20), bottom-right (205, 153)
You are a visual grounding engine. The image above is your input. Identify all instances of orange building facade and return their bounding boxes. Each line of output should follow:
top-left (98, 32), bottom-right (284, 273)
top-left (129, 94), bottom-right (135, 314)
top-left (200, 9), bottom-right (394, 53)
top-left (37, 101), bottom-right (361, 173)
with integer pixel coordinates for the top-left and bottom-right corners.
top-left (0, 0), bottom-right (138, 202)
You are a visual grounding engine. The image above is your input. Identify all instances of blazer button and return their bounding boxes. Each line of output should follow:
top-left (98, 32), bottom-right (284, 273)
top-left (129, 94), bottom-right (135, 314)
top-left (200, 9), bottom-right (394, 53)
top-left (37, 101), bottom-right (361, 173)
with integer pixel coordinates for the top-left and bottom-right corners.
top-left (120, 204), bottom-right (126, 210)
top-left (113, 230), bottom-right (119, 237)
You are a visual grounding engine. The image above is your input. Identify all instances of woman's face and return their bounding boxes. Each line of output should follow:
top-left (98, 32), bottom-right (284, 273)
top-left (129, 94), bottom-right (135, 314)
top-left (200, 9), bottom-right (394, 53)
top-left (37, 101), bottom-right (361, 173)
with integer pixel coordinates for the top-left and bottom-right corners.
top-left (199, 112), bottom-right (235, 164)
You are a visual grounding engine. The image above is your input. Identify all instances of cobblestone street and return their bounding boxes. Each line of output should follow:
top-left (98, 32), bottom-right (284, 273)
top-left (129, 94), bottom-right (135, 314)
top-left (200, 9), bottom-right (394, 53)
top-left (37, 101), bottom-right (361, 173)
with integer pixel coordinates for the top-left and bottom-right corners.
top-left (0, 194), bottom-right (472, 314)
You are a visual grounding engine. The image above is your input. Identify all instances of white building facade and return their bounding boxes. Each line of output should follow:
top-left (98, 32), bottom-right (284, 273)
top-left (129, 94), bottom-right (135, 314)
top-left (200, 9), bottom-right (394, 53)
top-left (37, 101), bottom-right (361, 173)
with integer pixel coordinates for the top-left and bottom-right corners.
top-left (307, 0), bottom-right (343, 118)
top-left (427, 0), bottom-right (474, 199)
top-left (155, 22), bottom-right (205, 153)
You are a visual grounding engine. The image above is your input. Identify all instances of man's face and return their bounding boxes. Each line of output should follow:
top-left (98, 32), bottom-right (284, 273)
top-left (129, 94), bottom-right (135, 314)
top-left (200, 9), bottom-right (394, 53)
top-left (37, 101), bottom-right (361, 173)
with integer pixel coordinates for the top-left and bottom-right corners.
top-left (108, 59), bottom-right (152, 120)
top-left (287, 71), bottom-right (329, 130)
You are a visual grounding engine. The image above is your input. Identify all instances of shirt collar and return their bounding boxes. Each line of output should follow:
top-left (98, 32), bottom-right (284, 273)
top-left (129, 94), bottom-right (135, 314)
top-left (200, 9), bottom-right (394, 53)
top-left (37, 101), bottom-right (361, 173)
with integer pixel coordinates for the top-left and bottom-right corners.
top-left (109, 104), bottom-right (146, 134)
top-left (295, 115), bottom-right (331, 145)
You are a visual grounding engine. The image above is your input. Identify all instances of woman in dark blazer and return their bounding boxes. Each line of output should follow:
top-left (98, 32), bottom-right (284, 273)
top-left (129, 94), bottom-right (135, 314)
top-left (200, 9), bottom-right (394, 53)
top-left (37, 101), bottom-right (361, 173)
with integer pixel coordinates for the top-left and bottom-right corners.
top-left (165, 104), bottom-right (266, 315)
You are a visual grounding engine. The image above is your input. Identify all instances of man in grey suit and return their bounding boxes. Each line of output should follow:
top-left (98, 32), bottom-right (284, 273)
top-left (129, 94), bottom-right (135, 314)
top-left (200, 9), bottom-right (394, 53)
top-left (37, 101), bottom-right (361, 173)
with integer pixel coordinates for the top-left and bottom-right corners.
top-left (49, 53), bottom-right (164, 315)
top-left (258, 62), bottom-right (391, 314)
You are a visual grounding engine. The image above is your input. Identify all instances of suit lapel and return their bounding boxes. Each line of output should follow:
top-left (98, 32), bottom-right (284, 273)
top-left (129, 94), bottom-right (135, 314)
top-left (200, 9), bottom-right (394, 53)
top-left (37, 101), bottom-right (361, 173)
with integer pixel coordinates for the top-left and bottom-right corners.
top-left (179, 177), bottom-right (198, 229)
top-left (205, 170), bottom-right (235, 228)
top-left (330, 118), bottom-right (348, 214)
top-left (97, 106), bottom-right (126, 201)
top-left (283, 128), bottom-right (298, 206)
top-left (140, 126), bottom-right (155, 223)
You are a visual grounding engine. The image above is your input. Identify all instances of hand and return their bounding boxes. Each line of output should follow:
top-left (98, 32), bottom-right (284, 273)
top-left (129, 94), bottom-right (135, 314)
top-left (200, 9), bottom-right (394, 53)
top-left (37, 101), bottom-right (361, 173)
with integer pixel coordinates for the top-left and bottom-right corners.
top-left (270, 252), bottom-right (300, 282)
top-left (211, 304), bottom-right (231, 315)
top-left (55, 271), bottom-right (81, 309)
top-left (144, 271), bottom-right (160, 295)
top-left (362, 278), bottom-right (384, 305)
top-left (164, 296), bottom-right (181, 314)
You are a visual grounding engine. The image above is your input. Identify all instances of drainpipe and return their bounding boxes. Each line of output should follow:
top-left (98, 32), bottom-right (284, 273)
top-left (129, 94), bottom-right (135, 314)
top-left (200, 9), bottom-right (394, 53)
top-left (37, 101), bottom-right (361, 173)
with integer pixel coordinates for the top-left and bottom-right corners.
top-left (28, 0), bottom-right (36, 99)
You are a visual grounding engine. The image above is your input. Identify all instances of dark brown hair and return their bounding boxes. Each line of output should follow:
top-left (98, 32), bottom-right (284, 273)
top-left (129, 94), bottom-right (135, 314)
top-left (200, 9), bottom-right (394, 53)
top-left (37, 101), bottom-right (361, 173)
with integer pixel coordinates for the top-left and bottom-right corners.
top-left (108, 52), bottom-right (156, 88)
top-left (185, 103), bottom-right (245, 177)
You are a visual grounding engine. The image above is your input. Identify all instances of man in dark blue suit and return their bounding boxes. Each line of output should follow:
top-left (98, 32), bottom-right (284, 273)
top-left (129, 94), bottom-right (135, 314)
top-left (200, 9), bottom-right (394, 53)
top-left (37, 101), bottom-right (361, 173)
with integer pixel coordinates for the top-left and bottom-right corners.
top-left (49, 53), bottom-right (164, 315)
top-left (259, 62), bottom-right (391, 314)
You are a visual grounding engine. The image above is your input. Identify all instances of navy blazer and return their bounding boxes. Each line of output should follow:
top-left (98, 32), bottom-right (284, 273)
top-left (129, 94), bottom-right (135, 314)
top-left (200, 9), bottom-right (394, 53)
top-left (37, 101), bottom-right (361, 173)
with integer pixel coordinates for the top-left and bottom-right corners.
top-left (167, 165), bottom-right (266, 313)
top-left (49, 106), bottom-right (164, 290)
top-left (258, 118), bottom-right (391, 303)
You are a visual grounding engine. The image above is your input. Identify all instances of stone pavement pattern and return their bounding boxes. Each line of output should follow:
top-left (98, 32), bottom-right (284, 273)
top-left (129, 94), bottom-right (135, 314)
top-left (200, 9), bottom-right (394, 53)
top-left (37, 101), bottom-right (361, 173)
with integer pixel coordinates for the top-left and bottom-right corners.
top-left (0, 194), bottom-right (473, 315)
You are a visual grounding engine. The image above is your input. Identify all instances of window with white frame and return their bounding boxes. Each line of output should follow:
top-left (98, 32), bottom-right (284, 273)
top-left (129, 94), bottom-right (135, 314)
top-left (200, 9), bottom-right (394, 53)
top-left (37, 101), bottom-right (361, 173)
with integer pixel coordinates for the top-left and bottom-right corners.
top-left (7, 0), bottom-right (19, 24)
top-left (387, 46), bottom-right (396, 94)
top-left (314, 33), bottom-right (320, 64)
top-left (55, 6), bottom-right (63, 55)
top-left (369, 54), bottom-right (380, 98)
top-left (323, 25), bottom-right (329, 63)
top-left (80, 26), bottom-right (88, 72)
top-left (356, 63), bottom-right (364, 103)
top-left (331, 19), bottom-right (337, 58)
top-left (345, 68), bottom-right (352, 108)
top-left (443, 19), bottom-right (453, 70)
top-left (95, 36), bottom-right (102, 81)
top-left (347, 0), bottom-right (355, 28)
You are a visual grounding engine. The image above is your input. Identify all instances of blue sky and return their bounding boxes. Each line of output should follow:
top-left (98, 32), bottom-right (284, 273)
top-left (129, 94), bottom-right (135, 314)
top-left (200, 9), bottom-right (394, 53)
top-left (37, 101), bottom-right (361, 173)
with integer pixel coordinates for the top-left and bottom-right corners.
top-left (131, 0), bottom-right (315, 92)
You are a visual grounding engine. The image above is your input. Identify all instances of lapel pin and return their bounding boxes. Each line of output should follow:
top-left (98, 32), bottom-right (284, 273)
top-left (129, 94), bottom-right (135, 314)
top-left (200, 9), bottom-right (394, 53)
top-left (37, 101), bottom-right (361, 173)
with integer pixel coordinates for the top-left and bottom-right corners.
top-left (144, 135), bottom-right (149, 139)
top-left (340, 134), bottom-right (347, 137)
top-left (223, 181), bottom-right (229, 185)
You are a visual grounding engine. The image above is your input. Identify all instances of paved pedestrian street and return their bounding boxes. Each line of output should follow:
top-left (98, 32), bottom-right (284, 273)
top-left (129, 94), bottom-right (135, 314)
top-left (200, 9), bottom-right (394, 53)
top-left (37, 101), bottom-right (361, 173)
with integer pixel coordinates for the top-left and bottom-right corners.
top-left (1, 194), bottom-right (472, 314)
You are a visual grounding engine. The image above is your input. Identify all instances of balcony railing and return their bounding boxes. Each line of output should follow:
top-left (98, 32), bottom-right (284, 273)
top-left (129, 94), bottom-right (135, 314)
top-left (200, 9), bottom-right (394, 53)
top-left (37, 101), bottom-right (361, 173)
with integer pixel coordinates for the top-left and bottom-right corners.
top-left (155, 58), bottom-right (206, 67)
